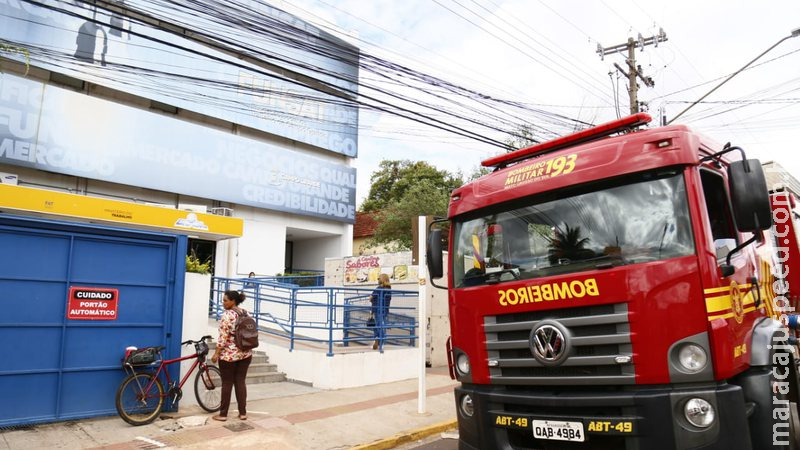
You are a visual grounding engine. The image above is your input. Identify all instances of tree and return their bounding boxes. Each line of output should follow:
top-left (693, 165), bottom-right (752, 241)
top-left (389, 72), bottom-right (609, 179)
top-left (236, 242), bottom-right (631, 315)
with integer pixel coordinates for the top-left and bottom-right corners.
top-left (369, 179), bottom-right (453, 251)
top-left (361, 160), bottom-right (462, 251)
top-left (469, 165), bottom-right (491, 181)
top-left (361, 160), bottom-right (462, 213)
top-left (547, 224), bottom-right (592, 265)
top-left (504, 124), bottom-right (539, 152)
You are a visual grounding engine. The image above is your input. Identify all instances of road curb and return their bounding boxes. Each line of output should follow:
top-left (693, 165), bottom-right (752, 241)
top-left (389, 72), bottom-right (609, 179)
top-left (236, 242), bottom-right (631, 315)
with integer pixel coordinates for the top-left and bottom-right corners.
top-left (350, 419), bottom-right (458, 450)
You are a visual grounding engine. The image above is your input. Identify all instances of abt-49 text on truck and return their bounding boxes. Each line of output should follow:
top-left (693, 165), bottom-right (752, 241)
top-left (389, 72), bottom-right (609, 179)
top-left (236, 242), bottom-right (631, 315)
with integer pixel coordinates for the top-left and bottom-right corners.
top-left (427, 113), bottom-right (800, 450)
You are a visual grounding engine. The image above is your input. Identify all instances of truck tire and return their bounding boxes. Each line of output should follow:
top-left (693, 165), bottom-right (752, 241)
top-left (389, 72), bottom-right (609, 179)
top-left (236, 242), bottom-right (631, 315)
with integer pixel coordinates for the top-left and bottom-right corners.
top-left (770, 354), bottom-right (800, 449)
top-left (734, 363), bottom-right (800, 449)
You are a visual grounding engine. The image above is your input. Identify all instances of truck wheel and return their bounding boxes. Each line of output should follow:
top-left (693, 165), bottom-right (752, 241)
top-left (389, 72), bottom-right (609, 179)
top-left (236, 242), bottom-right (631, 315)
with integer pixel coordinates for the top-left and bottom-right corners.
top-left (773, 370), bottom-right (800, 449)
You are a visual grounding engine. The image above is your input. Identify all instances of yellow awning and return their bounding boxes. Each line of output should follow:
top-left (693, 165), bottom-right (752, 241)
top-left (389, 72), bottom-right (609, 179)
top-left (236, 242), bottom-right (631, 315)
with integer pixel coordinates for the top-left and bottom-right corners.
top-left (0, 184), bottom-right (242, 240)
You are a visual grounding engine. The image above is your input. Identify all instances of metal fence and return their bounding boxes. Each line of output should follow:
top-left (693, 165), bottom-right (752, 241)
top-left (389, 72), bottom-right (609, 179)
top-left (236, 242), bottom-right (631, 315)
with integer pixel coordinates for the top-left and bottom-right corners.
top-left (210, 277), bottom-right (418, 355)
top-left (249, 274), bottom-right (325, 287)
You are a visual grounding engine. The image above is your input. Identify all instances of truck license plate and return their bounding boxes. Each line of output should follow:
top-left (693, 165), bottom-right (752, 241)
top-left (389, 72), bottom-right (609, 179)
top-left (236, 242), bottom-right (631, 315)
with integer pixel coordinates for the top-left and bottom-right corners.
top-left (532, 420), bottom-right (585, 442)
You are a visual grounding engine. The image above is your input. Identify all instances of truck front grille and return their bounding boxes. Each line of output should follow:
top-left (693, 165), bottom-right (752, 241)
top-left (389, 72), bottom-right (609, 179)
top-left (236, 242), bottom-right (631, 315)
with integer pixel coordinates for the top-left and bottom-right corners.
top-left (484, 302), bottom-right (634, 385)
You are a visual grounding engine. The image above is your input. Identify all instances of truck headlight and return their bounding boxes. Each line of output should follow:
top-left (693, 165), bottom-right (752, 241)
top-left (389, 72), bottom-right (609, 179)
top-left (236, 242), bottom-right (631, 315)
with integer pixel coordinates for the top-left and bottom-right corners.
top-left (460, 394), bottom-right (474, 418)
top-left (678, 344), bottom-right (708, 373)
top-left (684, 398), bottom-right (715, 428)
top-left (456, 353), bottom-right (470, 375)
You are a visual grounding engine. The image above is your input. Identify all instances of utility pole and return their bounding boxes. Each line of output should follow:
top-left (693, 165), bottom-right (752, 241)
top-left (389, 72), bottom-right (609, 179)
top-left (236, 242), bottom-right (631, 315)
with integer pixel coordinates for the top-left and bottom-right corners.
top-left (598, 29), bottom-right (667, 114)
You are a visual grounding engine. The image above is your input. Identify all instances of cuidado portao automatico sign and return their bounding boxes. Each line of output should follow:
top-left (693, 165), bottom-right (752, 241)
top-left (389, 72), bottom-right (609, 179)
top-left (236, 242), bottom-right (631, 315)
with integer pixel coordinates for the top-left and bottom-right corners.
top-left (66, 287), bottom-right (119, 320)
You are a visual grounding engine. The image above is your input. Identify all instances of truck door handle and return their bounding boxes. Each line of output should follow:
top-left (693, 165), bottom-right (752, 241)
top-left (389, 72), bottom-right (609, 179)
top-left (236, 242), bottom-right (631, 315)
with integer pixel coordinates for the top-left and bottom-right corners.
top-left (749, 276), bottom-right (761, 308)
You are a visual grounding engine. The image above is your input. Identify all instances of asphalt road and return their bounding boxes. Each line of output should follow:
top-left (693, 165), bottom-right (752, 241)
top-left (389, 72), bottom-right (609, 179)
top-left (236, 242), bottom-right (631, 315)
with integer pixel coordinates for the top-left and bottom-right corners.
top-left (408, 438), bottom-right (457, 450)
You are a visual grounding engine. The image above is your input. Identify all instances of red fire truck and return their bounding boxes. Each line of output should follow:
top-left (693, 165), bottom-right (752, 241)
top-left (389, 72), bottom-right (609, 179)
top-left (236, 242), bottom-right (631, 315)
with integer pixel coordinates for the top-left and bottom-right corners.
top-left (427, 113), bottom-right (799, 449)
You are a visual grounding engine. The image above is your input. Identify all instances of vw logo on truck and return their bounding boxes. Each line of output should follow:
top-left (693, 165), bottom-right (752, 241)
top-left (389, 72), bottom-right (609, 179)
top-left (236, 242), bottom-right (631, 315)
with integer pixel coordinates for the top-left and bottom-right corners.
top-left (530, 320), bottom-right (570, 366)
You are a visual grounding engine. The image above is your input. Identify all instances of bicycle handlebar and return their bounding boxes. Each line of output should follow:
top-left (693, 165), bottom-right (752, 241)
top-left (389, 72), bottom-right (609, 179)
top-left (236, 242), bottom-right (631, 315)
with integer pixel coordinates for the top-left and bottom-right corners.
top-left (180, 335), bottom-right (213, 346)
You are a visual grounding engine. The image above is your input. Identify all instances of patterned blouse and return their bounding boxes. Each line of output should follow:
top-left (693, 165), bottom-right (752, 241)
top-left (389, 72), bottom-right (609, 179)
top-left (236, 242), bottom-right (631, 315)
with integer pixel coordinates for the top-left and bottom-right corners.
top-left (217, 308), bottom-right (253, 362)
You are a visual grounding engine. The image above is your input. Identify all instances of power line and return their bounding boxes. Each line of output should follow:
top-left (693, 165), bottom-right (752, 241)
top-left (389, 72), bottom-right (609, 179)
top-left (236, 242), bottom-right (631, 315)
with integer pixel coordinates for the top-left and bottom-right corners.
top-left (650, 48), bottom-right (800, 100)
top-left (285, 0), bottom-right (554, 115)
top-left (680, 80), bottom-right (800, 122)
top-left (16, 0), bottom-right (544, 148)
top-left (465, 0), bottom-right (614, 94)
top-left (160, 0), bottom-right (590, 133)
top-left (666, 98), bottom-right (800, 105)
top-left (431, 0), bottom-right (614, 107)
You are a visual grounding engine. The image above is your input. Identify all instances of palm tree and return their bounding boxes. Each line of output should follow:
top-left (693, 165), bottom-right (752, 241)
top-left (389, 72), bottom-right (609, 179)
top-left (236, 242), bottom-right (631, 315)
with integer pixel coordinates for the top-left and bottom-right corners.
top-left (548, 224), bottom-right (592, 265)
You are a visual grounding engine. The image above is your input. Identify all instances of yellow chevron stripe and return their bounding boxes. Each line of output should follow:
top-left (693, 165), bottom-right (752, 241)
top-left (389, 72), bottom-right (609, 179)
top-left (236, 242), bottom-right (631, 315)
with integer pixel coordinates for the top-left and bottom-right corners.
top-left (704, 286), bottom-right (731, 294)
top-left (708, 306), bottom-right (759, 322)
top-left (704, 283), bottom-right (752, 295)
top-left (705, 295), bottom-right (732, 313)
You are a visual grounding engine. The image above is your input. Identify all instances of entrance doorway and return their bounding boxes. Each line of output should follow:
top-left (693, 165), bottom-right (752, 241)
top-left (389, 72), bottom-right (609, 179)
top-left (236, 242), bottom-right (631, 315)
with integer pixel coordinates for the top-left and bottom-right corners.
top-left (285, 228), bottom-right (343, 274)
top-left (188, 238), bottom-right (215, 274)
top-left (284, 240), bottom-right (293, 274)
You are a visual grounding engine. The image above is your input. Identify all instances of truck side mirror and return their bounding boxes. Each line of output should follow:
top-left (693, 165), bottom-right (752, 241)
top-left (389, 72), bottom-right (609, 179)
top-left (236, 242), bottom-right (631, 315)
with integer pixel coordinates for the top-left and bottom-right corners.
top-left (728, 159), bottom-right (772, 232)
top-left (427, 229), bottom-right (444, 279)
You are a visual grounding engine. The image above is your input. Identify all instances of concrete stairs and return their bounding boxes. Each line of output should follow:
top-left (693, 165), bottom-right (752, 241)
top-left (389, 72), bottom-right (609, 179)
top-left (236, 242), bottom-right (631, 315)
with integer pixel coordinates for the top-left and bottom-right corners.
top-left (246, 351), bottom-right (286, 385)
top-left (208, 344), bottom-right (286, 385)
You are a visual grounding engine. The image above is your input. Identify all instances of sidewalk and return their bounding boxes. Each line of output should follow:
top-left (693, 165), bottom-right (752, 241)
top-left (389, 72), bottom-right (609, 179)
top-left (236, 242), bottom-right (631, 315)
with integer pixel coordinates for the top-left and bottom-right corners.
top-left (0, 368), bottom-right (458, 450)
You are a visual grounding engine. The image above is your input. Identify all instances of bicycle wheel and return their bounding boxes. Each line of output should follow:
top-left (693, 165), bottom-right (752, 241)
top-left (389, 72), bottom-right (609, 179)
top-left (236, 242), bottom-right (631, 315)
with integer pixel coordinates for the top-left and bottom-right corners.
top-left (194, 365), bottom-right (223, 412)
top-left (115, 373), bottom-right (164, 426)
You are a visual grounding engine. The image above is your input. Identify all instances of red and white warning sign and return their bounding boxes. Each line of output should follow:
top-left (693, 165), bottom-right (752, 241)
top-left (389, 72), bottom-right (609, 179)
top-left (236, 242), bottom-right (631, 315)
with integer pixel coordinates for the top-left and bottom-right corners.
top-left (66, 287), bottom-right (119, 320)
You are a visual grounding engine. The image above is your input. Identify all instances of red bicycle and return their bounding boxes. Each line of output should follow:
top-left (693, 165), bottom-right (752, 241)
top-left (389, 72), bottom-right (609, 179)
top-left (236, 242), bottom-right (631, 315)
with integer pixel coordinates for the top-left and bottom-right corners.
top-left (115, 335), bottom-right (222, 425)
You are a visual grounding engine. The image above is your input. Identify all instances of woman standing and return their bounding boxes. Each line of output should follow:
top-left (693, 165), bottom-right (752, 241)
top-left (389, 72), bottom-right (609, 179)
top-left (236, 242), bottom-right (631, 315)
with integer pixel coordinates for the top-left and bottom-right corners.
top-left (370, 273), bottom-right (392, 350)
top-left (211, 290), bottom-right (253, 421)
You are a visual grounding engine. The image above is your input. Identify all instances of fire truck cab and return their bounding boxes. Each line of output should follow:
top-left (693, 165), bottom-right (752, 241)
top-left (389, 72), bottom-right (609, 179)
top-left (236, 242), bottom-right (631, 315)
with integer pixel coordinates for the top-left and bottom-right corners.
top-left (427, 114), bottom-right (799, 449)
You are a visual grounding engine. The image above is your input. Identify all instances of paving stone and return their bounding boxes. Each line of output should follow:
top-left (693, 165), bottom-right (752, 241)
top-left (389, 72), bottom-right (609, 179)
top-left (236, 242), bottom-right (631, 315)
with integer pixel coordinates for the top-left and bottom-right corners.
top-left (176, 416), bottom-right (208, 428)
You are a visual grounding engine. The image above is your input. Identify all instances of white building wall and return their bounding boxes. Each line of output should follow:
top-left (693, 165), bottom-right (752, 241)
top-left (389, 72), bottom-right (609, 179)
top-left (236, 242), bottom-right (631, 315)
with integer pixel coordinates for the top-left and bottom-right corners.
top-left (180, 272), bottom-right (213, 380)
top-left (236, 218), bottom-right (287, 277)
top-left (265, 341), bottom-right (419, 389)
top-left (294, 236), bottom-right (341, 271)
top-left (214, 205), bottom-right (353, 277)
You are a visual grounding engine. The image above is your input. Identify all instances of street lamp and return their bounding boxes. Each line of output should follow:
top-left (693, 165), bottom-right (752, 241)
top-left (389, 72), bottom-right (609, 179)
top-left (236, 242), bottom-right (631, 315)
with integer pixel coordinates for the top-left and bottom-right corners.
top-left (667, 27), bottom-right (800, 125)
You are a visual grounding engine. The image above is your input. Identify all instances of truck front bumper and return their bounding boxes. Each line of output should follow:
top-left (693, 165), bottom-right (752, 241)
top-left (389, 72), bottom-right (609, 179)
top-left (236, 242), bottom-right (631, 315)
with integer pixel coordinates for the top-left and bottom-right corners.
top-left (455, 382), bottom-right (752, 450)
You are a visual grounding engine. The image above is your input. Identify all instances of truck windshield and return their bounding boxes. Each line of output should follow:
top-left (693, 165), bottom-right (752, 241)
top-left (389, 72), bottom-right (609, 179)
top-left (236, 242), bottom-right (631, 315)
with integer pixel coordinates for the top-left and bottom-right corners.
top-left (453, 170), bottom-right (694, 288)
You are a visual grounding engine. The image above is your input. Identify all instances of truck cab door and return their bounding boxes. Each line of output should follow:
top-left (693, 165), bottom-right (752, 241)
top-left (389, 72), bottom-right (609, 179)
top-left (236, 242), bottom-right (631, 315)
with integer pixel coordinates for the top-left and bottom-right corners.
top-left (699, 169), bottom-right (754, 322)
top-left (698, 158), bottom-right (772, 377)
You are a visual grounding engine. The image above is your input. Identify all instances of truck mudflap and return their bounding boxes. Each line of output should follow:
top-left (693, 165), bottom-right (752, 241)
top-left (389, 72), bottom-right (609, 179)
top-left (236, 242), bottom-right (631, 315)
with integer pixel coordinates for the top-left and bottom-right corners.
top-left (455, 383), bottom-right (753, 450)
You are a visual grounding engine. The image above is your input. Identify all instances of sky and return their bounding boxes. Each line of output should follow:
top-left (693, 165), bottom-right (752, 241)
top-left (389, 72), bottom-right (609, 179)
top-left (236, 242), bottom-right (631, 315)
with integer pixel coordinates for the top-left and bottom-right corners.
top-left (275, 0), bottom-right (800, 207)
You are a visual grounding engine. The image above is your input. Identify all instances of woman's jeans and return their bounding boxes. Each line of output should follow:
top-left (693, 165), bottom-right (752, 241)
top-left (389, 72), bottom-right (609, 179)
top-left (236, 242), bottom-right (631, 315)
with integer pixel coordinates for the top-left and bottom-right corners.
top-left (372, 312), bottom-right (388, 340)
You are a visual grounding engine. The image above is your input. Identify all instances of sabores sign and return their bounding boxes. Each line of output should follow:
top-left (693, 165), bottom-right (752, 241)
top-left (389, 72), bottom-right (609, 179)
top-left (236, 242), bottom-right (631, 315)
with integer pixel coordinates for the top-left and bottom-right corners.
top-left (66, 287), bottom-right (120, 320)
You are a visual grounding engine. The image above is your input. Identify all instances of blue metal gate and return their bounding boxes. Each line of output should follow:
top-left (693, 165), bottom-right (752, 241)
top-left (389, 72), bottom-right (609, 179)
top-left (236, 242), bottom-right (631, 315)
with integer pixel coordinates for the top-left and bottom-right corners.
top-left (0, 215), bottom-right (186, 426)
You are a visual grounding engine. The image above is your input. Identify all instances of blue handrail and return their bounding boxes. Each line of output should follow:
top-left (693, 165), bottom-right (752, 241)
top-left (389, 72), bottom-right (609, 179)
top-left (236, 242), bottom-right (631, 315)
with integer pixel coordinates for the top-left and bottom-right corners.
top-left (248, 275), bottom-right (325, 287)
top-left (209, 276), bottom-right (418, 356)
